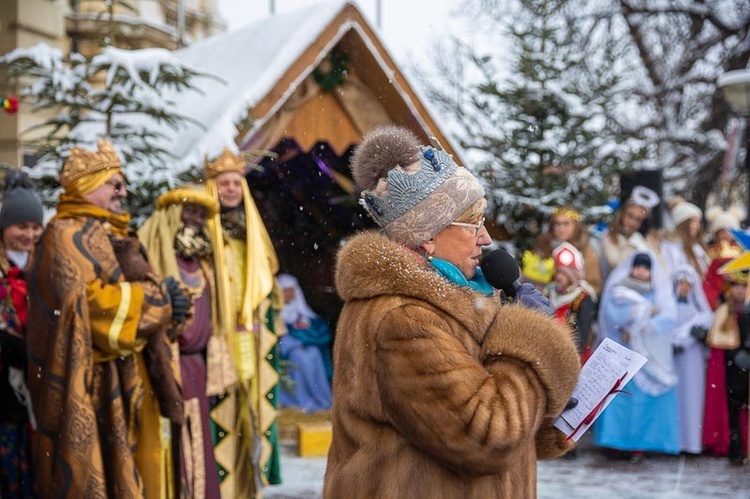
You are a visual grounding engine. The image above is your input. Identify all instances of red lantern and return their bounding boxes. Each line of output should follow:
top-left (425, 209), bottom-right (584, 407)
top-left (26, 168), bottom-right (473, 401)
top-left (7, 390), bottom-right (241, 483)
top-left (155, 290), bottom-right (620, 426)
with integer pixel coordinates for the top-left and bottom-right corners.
top-left (2, 96), bottom-right (19, 114)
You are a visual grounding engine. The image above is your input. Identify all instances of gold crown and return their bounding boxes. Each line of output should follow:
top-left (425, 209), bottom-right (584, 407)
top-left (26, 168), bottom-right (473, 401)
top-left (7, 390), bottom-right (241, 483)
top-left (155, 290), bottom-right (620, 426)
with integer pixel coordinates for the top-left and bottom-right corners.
top-left (551, 207), bottom-right (581, 221)
top-left (204, 148), bottom-right (246, 179)
top-left (60, 139), bottom-right (122, 187)
top-left (709, 240), bottom-right (743, 260)
top-left (156, 186), bottom-right (219, 217)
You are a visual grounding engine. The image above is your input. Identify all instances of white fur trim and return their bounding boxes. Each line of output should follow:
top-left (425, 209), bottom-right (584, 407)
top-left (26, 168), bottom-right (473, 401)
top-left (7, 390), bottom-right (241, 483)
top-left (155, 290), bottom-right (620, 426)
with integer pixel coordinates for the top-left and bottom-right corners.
top-left (671, 201), bottom-right (702, 227)
top-left (706, 205), bottom-right (745, 235)
top-left (629, 186), bottom-right (660, 209)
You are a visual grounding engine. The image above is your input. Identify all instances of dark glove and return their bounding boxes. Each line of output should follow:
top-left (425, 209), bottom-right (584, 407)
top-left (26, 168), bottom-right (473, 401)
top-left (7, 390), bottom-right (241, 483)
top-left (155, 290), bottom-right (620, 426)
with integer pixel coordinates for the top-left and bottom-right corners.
top-left (564, 397), bottom-right (579, 411)
top-left (734, 349), bottom-right (750, 371)
top-left (514, 282), bottom-right (554, 315)
top-left (164, 276), bottom-right (190, 324)
top-left (689, 325), bottom-right (709, 342)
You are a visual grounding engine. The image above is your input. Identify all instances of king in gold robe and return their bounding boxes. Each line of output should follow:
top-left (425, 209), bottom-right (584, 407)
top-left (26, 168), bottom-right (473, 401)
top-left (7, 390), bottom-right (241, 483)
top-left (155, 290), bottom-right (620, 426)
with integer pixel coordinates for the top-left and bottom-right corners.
top-left (139, 185), bottom-right (238, 498)
top-left (204, 149), bottom-right (284, 498)
top-left (27, 140), bottom-right (178, 498)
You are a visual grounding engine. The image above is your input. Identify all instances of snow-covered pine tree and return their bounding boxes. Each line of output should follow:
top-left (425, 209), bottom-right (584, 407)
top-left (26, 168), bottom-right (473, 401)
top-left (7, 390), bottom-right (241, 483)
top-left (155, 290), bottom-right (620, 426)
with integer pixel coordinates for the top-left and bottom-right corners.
top-left (0, 0), bottom-right (210, 221)
top-left (418, 0), bottom-right (628, 250)
top-left (570, 0), bottom-right (750, 211)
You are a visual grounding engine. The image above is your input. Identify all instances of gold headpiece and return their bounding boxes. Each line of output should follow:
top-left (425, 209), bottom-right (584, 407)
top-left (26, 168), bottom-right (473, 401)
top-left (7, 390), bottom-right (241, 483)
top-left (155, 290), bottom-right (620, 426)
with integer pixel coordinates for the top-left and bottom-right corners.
top-left (204, 148), bottom-right (246, 179)
top-left (709, 240), bottom-right (743, 261)
top-left (551, 207), bottom-right (581, 222)
top-left (156, 186), bottom-right (219, 218)
top-left (60, 139), bottom-right (122, 188)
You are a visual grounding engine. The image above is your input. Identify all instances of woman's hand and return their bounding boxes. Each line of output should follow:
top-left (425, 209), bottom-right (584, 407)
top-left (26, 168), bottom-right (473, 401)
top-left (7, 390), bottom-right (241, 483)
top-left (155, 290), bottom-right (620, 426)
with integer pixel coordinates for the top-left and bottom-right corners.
top-left (620, 328), bottom-right (630, 344)
top-left (514, 283), bottom-right (554, 315)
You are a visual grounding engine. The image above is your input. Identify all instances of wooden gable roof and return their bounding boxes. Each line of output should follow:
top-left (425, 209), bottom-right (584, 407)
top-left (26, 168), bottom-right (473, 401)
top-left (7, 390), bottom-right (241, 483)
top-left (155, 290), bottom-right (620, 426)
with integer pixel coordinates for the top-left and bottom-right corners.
top-left (238, 2), bottom-right (461, 160)
top-left (156, 1), bottom-right (461, 171)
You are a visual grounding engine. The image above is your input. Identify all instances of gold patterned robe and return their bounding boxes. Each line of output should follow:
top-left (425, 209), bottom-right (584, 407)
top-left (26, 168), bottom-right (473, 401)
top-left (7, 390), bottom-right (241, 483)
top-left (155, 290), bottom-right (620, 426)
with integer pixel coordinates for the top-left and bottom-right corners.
top-left (205, 175), bottom-right (283, 498)
top-left (27, 213), bottom-right (173, 498)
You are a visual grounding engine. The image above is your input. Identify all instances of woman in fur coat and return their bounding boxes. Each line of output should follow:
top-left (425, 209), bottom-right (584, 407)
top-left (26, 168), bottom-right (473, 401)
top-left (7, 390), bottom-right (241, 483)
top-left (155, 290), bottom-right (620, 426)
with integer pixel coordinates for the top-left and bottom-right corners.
top-left (323, 126), bottom-right (581, 498)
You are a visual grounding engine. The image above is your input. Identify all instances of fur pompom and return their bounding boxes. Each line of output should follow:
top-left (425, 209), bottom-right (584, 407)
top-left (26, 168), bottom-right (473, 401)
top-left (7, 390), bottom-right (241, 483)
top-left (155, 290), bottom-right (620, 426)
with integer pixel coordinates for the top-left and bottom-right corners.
top-left (2, 169), bottom-right (34, 193)
top-left (729, 205), bottom-right (746, 222)
top-left (706, 205), bottom-right (746, 223)
top-left (705, 205), bottom-right (722, 224)
top-left (350, 125), bottom-right (421, 191)
top-left (705, 204), bottom-right (746, 234)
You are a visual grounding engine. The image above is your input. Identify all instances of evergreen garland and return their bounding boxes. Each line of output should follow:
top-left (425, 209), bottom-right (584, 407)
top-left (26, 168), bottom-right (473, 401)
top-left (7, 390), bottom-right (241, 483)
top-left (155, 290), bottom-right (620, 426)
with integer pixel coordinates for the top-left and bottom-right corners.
top-left (313, 51), bottom-right (348, 92)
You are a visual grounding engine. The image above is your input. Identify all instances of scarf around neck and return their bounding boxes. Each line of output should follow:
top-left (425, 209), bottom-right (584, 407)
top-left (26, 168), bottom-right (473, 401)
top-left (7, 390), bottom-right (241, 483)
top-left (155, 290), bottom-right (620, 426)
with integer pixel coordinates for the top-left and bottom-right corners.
top-left (54, 194), bottom-right (131, 238)
top-left (429, 256), bottom-right (494, 296)
top-left (619, 275), bottom-right (653, 295)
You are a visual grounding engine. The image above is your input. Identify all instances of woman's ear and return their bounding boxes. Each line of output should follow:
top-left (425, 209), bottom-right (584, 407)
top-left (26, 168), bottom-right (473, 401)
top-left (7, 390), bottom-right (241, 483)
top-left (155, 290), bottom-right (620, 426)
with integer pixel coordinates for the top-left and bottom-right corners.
top-left (421, 240), bottom-right (435, 257)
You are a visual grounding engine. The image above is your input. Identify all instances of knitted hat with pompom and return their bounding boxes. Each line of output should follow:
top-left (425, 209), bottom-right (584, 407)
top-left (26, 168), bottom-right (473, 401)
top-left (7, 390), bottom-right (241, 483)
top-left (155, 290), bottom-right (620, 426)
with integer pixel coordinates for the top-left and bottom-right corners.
top-left (351, 125), bottom-right (484, 249)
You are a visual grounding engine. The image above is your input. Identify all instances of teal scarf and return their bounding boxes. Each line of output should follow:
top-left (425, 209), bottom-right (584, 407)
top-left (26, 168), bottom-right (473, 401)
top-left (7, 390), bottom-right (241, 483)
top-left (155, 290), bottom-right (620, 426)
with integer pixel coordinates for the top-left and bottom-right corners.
top-left (429, 257), bottom-right (494, 296)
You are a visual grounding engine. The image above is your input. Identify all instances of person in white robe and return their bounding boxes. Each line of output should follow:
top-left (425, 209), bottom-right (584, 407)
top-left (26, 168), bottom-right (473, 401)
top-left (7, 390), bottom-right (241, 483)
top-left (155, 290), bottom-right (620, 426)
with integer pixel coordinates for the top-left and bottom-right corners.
top-left (671, 266), bottom-right (713, 454)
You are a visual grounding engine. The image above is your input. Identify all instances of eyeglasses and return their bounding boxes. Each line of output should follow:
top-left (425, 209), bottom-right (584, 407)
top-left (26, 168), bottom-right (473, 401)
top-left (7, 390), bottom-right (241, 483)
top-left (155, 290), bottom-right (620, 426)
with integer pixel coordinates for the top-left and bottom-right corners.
top-left (449, 217), bottom-right (485, 236)
top-left (105, 179), bottom-right (125, 193)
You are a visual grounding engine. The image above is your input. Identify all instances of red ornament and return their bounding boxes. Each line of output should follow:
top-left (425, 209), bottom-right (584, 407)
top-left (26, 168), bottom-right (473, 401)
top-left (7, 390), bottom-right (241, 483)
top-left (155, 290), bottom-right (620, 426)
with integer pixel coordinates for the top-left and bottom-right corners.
top-left (2, 96), bottom-right (19, 114)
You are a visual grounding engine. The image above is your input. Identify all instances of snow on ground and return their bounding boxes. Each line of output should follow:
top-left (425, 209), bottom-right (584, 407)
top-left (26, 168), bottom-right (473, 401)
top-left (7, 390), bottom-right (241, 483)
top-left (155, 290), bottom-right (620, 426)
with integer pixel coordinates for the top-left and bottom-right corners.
top-left (266, 445), bottom-right (327, 499)
top-left (266, 434), bottom-right (750, 498)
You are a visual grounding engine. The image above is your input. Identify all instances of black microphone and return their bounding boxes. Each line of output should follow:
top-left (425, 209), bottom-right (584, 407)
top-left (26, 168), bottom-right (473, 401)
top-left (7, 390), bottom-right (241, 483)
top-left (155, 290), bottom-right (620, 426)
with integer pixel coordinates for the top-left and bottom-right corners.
top-left (480, 249), bottom-right (523, 297)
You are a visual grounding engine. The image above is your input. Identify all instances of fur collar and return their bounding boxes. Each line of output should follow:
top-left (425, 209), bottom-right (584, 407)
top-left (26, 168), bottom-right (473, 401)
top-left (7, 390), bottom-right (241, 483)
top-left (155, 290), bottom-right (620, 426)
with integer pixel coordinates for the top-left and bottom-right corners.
top-left (336, 231), bottom-right (500, 338)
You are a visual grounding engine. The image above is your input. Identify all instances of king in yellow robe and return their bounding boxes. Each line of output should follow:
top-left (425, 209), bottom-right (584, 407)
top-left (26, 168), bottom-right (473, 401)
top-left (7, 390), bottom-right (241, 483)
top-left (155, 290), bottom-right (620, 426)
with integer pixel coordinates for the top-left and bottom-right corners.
top-left (204, 149), bottom-right (284, 498)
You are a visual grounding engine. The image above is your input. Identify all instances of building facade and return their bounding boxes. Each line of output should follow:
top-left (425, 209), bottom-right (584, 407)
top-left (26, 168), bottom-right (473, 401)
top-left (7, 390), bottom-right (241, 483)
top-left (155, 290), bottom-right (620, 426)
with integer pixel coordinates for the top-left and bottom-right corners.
top-left (0, 0), bottom-right (226, 166)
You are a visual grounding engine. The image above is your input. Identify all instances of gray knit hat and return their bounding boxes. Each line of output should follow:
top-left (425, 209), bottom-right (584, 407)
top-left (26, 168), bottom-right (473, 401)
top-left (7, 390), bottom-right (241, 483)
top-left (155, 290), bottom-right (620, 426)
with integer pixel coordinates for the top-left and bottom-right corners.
top-left (0, 169), bottom-right (44, 230)
top-left (352, 126), bottom-right (484, 249)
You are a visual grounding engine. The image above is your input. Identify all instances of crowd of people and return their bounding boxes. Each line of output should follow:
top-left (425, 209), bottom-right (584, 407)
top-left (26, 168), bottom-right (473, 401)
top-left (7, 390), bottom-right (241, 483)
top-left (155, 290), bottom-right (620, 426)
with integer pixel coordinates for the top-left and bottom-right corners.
top-left (0, 141), bottom-right (293, 498)
top-left (522, 188), bottom-right (750, 466)
top-left (0, 127), bottom-right (747, 498)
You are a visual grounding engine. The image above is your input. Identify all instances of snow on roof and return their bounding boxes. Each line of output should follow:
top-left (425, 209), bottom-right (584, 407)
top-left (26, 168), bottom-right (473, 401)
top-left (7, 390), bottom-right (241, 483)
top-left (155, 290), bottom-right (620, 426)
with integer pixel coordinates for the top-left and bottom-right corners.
top-left (142, 0), bottom-right (348, 172)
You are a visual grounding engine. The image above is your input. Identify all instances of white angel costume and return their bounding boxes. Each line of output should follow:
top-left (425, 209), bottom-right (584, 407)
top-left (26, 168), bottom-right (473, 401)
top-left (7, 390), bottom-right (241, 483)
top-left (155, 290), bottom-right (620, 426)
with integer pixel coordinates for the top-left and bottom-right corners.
top-left (595, 250), bottom-right (680, 454)
top-left (671, 266), bottom-right (713, 454)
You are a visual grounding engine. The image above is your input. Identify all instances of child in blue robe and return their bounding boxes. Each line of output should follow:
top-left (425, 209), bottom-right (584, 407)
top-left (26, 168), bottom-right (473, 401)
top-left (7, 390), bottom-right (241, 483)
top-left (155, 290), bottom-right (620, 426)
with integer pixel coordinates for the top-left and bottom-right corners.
top-left (595, 251), bottom-right (679, 462)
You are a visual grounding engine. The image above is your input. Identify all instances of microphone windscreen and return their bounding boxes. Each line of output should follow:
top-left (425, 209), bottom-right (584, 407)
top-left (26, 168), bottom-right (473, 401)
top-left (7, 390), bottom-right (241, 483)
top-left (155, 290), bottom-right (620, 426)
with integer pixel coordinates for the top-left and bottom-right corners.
top-left (480, 249), bottom-right (521, 295)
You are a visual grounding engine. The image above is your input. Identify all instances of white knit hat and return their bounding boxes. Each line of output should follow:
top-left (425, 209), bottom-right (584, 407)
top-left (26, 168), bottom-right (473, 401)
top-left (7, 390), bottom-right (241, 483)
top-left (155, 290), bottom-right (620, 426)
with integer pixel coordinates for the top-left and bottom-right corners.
top-left (705, 205), bottom-right (745, 235)
top-left (669, 198), bottom-right (702, 227)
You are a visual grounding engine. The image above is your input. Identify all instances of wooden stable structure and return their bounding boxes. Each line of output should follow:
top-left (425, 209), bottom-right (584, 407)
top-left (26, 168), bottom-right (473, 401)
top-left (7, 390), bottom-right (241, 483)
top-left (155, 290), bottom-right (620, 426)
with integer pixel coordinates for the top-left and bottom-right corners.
top-left (167, 1), bottom-right (462, 324)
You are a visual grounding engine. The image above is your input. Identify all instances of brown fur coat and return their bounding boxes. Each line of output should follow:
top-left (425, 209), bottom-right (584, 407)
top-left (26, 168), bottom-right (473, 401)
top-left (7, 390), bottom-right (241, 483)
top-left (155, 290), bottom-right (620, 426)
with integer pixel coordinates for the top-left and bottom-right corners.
top-left (323, 232), bottom-right (580, 498)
